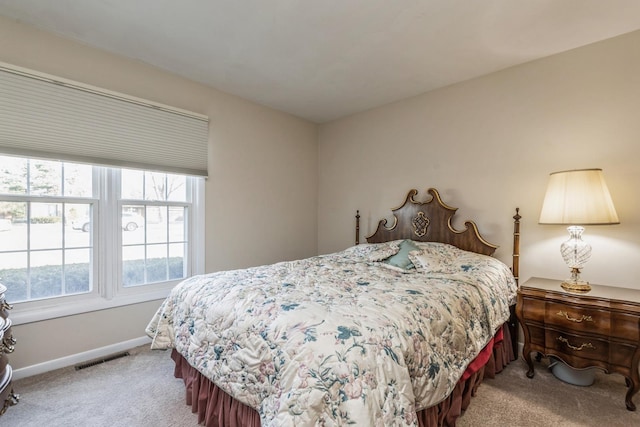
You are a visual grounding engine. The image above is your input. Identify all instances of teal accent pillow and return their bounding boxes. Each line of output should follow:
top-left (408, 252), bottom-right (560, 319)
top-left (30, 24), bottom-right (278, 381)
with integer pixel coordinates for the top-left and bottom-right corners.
top-left (383, 239), bottom-right (420, 270)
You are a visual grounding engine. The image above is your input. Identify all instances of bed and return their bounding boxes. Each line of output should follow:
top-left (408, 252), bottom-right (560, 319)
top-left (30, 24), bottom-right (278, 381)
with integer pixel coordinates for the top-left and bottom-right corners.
top-left (146, 188), bottom-right (521, 426)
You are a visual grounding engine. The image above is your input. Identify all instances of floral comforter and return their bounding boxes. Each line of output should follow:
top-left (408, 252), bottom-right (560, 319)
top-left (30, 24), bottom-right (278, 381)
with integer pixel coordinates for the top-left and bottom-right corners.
top-left (146, 241), bottom-right (517, 426)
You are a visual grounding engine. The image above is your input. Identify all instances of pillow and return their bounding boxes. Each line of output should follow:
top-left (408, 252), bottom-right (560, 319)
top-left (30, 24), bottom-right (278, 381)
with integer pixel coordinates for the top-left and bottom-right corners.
top-left (408, 248), bottom-right (456, 274)
top-left (342, 241), bottom-right (400, 262)
top-left (412, 241), bottom-right (460, 257)
top-left (383, 239), bottom-right (420, 270)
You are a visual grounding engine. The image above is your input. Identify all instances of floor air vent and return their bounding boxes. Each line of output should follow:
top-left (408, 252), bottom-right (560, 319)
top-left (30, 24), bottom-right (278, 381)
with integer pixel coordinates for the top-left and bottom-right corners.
top-left (75, 351), bottom-right (130, 371)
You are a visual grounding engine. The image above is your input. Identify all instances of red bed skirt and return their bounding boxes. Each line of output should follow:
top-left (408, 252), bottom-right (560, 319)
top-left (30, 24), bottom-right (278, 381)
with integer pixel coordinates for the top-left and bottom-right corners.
top-left (171, 324), bottom-right (514, 427)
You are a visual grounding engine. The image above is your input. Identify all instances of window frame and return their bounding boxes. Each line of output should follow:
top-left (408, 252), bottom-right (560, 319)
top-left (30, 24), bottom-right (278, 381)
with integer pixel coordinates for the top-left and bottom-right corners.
top-left (6, 163), bottom-right (205, 325)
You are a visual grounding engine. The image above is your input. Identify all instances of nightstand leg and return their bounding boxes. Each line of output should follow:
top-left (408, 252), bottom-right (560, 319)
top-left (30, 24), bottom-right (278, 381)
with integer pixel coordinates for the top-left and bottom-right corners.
top-left (625, 376), bottom-right (639, 411)
top-left (523, 348), bottom-right (535, 378)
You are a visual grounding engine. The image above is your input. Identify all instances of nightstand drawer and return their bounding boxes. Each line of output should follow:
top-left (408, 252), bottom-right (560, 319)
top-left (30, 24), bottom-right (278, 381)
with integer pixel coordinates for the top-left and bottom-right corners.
top-left (545, 302), bottom-right (610, 335)
top-left (611, 312), bottom-right (640, 341)
top-left (0, 353), bottom-right (6, 374)
top-left (0, 296), bottom-right (9, 320)
top-left (519, 296), bottom-right (545, 322)
top-left (0, 319), bottom-right (13, 355)
top-left (525, 324), bottom-right (546, 347)
top-left (545, 329), bottom-right (608, 363)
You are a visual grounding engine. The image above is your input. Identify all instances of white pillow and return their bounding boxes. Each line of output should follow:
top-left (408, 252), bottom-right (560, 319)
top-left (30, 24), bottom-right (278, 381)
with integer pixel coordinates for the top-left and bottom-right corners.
top-left (408, 249), bottom-right (456, 274)
top-left (342, 241), bottom-right (401, 262)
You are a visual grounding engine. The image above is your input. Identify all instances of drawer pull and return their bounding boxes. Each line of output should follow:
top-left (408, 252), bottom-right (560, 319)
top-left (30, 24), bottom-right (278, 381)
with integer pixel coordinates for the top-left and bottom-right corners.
top-left (557, 336), bottom-right (595, 351)
top-left (557, 310), bottom-right (593, 323)
top-left (0, 334), bottom-right (15, 353)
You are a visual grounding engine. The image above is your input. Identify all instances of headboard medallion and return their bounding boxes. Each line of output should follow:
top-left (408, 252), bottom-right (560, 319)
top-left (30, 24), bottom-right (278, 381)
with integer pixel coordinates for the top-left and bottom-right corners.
top-left (412, 211), bottom-right (429, 237)
top-left (361, 188), bottom-right (498, 256)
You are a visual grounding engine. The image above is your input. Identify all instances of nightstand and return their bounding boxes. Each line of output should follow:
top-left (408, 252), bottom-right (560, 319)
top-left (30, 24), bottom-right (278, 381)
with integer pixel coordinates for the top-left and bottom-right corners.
top-left (516, 277), bottom-right (640, 411)
top-left (0, 284), bottom-right (17, 416)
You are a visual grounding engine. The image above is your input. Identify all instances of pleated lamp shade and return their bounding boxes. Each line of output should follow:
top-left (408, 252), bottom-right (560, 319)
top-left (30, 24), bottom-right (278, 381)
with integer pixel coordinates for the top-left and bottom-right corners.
top-left (539, 169), bottom-right (619, 225)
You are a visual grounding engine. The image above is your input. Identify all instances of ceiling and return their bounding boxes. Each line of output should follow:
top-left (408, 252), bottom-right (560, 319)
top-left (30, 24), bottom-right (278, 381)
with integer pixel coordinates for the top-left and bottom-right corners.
top-left (1, 0), bottom-right (640, 123)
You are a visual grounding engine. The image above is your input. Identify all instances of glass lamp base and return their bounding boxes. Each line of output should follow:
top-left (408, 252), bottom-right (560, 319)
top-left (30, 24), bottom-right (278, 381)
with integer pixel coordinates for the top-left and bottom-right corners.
top-left (559, 227), bottom-right (592, 294)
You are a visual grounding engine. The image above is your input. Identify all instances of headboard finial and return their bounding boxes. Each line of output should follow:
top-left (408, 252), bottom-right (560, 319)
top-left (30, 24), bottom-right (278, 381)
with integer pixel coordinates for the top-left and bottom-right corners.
top-left (355, 210), bottom-right (360, 245)
top-left (512, 207), bottom-right (521, 285)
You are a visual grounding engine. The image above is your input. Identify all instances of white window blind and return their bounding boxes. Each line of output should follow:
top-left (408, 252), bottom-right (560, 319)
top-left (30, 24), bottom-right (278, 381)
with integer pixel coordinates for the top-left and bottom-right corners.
top-left (0, 62), bottom-right (209, 176)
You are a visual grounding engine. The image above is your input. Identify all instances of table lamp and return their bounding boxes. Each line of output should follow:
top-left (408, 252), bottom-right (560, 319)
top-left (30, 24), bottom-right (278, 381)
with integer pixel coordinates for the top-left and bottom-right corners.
top-left (539, 168), bottom-right (619, 293)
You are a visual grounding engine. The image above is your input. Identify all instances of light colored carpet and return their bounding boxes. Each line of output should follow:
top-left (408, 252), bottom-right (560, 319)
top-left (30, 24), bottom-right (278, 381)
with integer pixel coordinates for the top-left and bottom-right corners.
top-left (459, 357), bottom-right (640, 427)
top-left (2, 345), bottom-right (640, 426)
top-left (2, 345), bottom-right (194, 427)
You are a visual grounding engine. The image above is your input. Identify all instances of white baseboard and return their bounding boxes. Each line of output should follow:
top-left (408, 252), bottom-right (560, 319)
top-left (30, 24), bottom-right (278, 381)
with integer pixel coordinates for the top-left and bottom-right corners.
top-left (13, 336), bottom-right (152, 381)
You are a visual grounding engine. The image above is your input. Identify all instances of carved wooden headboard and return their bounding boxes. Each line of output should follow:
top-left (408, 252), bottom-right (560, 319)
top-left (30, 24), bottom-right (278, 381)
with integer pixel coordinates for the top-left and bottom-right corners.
top-left (356, 188), bottom-right (521, 282)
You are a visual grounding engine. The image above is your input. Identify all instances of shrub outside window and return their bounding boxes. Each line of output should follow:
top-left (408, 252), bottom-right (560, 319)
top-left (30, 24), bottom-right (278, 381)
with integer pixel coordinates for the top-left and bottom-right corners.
top-left (0, 157), bottom-right (94, 303)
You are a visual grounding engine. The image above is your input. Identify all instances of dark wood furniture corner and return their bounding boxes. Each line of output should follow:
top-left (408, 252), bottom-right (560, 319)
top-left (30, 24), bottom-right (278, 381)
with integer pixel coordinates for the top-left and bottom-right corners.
top-left (516, 277), bottom-right (640, 411)
top-left (0, 283), bottom-right (18, 416)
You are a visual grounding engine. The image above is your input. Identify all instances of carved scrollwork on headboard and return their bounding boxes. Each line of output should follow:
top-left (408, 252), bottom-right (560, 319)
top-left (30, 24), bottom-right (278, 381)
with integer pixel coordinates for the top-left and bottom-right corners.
top-left (412, 211), bottom-right (430, 237)
top-left (362, 188), bottom-right (498, 256)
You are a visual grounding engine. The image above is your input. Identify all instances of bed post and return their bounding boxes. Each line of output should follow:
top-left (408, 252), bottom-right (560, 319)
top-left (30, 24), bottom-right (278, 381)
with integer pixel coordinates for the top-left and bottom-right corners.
top-left (509, 207), bottom-right (521, 358)
top-left (512, 208), bottom-right (521, 285)
top-left (355, 210), bottom-right (360, 245)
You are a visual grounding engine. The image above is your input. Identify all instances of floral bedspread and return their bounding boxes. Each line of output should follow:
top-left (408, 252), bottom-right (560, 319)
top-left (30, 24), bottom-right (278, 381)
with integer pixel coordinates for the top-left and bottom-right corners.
top-left (146, 241), bottom-right (517, 426)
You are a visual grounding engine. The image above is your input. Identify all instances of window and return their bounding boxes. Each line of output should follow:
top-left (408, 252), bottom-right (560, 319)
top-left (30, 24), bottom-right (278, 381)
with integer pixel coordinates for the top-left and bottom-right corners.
top-left (120, 170), bottom-right (190, 287)
top-left (0, 155), bottom-right (204, 323)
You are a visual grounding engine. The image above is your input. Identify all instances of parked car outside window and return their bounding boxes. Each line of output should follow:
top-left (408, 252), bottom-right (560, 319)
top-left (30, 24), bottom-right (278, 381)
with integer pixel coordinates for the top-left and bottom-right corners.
top-left (72, 212), bottom-right (145, 232)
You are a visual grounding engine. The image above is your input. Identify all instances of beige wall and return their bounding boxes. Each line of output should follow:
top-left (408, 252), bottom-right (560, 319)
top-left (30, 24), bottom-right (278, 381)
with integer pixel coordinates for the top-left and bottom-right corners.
top-left (5, 16), bottom-right (640, 373)
top-left (0, 16), bottom-right (318, 370)
top-left (318, 30), bottom-right (640, 291)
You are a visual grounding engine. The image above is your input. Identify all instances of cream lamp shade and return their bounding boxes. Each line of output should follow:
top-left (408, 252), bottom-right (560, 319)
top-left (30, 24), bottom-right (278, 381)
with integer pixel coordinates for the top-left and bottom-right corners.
top-left (539, 168), bottom-right (619, 293)
top-left (539, 169), bottom-right (619, 225)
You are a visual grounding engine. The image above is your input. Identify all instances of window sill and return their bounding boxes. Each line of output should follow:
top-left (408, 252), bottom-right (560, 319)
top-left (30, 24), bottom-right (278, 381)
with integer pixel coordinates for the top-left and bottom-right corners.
top-left (10, 285), bottom-right (175, 325)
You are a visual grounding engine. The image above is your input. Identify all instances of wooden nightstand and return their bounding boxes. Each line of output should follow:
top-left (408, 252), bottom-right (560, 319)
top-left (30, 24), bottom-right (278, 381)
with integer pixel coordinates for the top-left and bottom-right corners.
top-left (0, 284), bottom-right (17, 416)
top-left (516, 277), bottom-right (640, 411)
